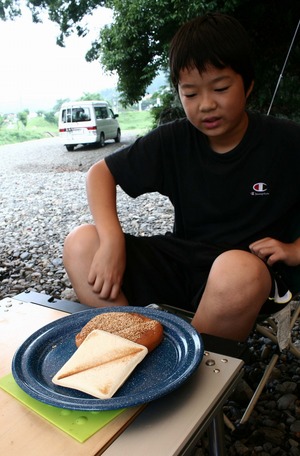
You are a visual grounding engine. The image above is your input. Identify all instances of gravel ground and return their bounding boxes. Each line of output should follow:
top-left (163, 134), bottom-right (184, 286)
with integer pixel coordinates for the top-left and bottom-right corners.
top-left (1, 133), bottom-right (300, 455)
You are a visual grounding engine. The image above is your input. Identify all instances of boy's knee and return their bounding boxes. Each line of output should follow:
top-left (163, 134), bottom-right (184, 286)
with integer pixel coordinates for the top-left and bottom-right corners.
top-left (64, 224), bottom-right (98, 258)
top-left (208, 249), bottom-right (272, 299)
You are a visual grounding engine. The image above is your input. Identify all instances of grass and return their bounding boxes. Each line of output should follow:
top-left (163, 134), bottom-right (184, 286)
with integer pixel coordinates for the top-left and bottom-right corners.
top-left (117, 110), bottom-right (153, 133)
top-left (0, 110), bottom-right (153, 146)
top-left (0, 117), bottom-right (58, 146)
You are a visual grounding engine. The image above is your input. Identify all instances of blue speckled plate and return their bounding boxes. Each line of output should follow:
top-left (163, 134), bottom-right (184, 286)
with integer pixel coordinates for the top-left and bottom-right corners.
top-left (12, 307), bottom-right (203, 411)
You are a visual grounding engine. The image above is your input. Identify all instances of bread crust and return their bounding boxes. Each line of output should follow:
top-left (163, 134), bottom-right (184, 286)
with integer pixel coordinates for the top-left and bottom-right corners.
top-left (75, 312), bottom-right (163, 352)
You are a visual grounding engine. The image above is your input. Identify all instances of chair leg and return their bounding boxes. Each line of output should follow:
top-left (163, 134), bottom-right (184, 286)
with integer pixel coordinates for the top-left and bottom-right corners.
top-left (256, 322), bottom-right (278, 344)
top-left (238, 300), bottom-right (300, 424)
top-left (239, 353), bottom-right (279, 424)
top-left (288, 342), bottom-right (300, 358)
top-left (223, 413), bottom-right (236, 431)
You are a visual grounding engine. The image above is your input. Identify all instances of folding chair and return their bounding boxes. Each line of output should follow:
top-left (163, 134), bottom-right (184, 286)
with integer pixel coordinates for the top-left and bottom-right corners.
top-left (237, 246), bottom-right (300, 426)
top-left (151, 234), bottom-right (300, 428)
top-left (236, 292), bottom-right (300, 426)
top-left (153, 292), bottom-right (300, 432)
top-left (224, 214), bottom-right (300, 426)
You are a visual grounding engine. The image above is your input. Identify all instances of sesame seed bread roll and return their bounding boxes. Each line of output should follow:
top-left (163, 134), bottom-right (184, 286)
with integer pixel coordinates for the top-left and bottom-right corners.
top-left (75, 312), bottom-right (163, 352)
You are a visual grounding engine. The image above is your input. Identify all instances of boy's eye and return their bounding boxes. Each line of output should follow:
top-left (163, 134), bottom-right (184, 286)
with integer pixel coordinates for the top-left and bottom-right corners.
top-left (215, 86), bottom-right (229, 92)
top-left (184, 93), bottom-right (196, 98)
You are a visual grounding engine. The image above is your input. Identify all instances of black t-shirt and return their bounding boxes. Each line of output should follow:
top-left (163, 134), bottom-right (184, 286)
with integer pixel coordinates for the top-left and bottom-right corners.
top-left (105, 111), bottom-right (300, 250)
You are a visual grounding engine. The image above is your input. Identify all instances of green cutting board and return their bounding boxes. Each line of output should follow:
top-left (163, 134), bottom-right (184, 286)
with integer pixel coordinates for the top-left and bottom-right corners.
top-left (0, 373), bottom-right (125, 442)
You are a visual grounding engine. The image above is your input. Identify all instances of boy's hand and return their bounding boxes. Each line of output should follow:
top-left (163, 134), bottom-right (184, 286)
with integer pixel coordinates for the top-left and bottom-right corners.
top-left (88, 235), bottom-right (126, 301)
top-left (249, 237), bottom-right (300, 267)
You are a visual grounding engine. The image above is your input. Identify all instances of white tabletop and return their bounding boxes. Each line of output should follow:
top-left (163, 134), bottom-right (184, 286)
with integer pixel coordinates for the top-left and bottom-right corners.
top-left (1, 296), bottom-right (243, 456)
top-left (104, 350), bottom-right (243, 455)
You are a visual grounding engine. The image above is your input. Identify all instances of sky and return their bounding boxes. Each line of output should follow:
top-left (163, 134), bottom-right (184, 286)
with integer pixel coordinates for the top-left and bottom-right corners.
top-left (0, 6), bottom-right (117, 113)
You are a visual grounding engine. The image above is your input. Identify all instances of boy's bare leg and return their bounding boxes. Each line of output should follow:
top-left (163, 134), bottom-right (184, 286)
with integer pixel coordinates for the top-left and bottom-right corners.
top-left (192, 250), bottom-right (272, 341)
top-left (65, 227), bottom-right (272, 338)
top-left (63, 224), bottom-right (128, 307)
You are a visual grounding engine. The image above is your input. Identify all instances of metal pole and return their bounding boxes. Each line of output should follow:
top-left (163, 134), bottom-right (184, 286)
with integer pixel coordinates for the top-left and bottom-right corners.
top-left (208, 411), bottom-right (226, 456)
top-left (267, 19), bottom-right (300, 115)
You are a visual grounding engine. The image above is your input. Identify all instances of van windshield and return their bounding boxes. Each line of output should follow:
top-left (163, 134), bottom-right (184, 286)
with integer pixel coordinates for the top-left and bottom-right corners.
top-left (61, 107), bottom-right (91, 123)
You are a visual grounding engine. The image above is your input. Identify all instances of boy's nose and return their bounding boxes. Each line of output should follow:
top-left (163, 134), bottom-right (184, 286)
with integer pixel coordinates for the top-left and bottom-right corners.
top-left (199, 95), bottom-right (217, 112)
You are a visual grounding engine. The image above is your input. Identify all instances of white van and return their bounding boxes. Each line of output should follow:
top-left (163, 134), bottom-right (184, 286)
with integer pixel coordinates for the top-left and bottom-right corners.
top-left (58, 100), bottom-right (121, 151)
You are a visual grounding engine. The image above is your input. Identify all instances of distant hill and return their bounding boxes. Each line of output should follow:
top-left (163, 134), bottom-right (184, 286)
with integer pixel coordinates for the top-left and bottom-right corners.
top-left (146, 72), bottom-right (168, 93)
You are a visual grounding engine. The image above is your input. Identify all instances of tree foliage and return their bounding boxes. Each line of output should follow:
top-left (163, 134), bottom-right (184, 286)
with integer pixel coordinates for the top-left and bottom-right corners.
top-left (0, 114), bottom-right (6, 129)
top-left (86, 0), bottom-right (244, 105)
top-left (17, 110), bottom-right (29, 127)
top-left (78, 91), bottom-right (104, 101)
top-left (44, 111), bottom-right (57, 123)
top-left (1, 0), bottom-right (299, 117)
top-left (53, 98), bottom-right (70, 113)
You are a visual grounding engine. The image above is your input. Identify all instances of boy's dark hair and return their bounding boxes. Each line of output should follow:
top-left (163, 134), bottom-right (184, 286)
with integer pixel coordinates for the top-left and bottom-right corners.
top-left (169, 13), bottom-right (254, 93)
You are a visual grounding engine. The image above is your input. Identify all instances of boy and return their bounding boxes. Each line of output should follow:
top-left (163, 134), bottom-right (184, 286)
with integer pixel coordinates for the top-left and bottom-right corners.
top-left (63, 13), bottom-right (300, 341)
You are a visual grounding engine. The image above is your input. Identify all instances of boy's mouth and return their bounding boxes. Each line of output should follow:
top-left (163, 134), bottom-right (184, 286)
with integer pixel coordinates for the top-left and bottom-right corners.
top-left (202, 117), bottom-right (221, 129)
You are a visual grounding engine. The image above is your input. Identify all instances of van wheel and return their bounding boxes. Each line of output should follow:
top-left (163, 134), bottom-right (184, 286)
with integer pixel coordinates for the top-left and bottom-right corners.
top-left (66, 145), bottom-right (75, 151)
top-left (115, 129), bottom-right (121, 143)
top-left (99, 133), bottom-right (105, 148)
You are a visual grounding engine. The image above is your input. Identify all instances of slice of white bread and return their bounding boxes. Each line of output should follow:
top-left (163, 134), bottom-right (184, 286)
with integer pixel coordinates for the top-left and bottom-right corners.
top-left (52, 329), bottom-right (148, 399)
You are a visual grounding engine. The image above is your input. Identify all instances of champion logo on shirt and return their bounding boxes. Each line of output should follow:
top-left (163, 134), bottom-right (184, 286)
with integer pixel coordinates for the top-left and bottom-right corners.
top-left (251, 182), bottom-right (270, 196)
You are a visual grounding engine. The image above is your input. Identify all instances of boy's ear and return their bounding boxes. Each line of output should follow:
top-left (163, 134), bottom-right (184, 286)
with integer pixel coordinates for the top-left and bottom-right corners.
top-left (246, 80), bottom-right (254, 99)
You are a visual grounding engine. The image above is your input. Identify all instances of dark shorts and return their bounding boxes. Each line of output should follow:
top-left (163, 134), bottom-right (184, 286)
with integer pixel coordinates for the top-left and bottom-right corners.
top-left (121, 234), bottom-right (292, 314)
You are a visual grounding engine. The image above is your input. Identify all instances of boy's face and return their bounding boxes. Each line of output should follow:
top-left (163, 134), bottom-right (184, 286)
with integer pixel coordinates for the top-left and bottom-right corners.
top-left (178, 65), bottom-right (253, 153)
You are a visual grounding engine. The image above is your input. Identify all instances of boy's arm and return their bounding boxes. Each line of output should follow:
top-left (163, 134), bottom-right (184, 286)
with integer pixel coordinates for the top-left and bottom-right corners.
top-left (249, 237), bottom-right (300, 267)
top-left (86, 159), bottom-right (126, 301)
